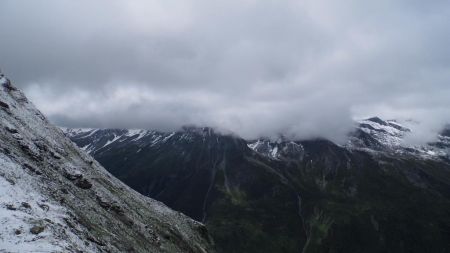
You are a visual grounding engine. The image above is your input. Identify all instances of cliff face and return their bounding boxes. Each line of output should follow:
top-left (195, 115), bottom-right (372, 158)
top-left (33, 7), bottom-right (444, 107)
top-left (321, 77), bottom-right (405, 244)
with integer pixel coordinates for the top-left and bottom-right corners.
top-left (0, 75), bottom-right (215, 252)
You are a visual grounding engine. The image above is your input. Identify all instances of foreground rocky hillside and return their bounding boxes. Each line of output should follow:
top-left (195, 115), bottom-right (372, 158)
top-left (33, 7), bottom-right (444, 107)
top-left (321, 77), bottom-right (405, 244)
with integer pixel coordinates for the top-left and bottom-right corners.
top-left (64, 121), bottom-right (450, 253)
top-left (0, 74), bottom-right (214, 252)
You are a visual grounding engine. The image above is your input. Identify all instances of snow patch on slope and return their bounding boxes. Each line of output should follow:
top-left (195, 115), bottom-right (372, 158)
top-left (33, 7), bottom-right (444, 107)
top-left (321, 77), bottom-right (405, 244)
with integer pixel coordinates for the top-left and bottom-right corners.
top-left (101, 134), bottom-right (121, 149)
top-left (125, 129), bottom-right (148, 141)
top-left (0, 77), bottom-right (7, 86)
top-left (247, 139), bottom-right (304, 160)
top-left (62, 128), bottom-right (97, 138)
top-left (0, 154), bottom-right (96, 253)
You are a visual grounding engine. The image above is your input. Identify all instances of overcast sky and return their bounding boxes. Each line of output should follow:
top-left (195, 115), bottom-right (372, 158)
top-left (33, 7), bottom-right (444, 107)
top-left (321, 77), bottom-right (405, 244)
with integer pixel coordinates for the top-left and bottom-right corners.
top-left (1, 0), bottom-right (449, 142)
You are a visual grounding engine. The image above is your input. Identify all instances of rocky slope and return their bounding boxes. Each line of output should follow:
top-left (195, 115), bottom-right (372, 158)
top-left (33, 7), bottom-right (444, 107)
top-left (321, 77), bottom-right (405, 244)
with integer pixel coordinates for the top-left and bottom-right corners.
top-left (0, 74), bottom-right (214, 252)
top-left (64, 120), bottom-right (450, 253)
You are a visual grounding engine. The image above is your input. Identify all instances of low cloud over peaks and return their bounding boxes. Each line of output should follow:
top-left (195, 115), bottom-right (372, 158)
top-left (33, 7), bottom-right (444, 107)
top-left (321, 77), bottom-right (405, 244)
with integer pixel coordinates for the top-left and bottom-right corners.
top-left (1, 0), bottom-right (449, 142)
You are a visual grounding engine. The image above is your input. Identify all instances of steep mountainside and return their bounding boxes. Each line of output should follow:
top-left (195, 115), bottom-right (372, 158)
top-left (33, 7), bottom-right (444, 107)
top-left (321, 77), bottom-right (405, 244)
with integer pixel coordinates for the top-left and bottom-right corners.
top-left (64, 120), bottom-right (450, 253)
top-left (0, 74), bottom-right (214, 252)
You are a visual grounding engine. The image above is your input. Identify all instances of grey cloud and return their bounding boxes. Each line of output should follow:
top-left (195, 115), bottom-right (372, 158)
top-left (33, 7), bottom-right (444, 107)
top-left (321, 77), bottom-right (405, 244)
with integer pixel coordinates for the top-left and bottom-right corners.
top-left (0, 0), bottom-right (449, 142)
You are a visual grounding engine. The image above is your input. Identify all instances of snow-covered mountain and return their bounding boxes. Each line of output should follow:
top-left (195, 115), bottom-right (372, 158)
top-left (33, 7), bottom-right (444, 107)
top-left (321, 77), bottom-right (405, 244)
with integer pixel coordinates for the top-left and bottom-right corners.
top-left (63, 116), bottom-right (449, 162)
top-left (348, 117), bottom-right (449, 156)
top-left (0, 74), bottom-right (214, 252)
top-left (247, 117), bottom-right (449, 160)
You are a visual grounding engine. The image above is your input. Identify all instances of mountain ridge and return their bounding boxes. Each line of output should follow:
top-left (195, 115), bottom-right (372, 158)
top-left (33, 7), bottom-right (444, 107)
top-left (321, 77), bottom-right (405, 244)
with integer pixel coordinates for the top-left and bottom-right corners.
top-left (62, 116), bottom-right (450, 161)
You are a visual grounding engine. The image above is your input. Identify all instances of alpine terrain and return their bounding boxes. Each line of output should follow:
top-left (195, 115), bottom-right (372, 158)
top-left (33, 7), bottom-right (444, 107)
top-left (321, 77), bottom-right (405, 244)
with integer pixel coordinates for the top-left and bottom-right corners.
top-left (64, 118), bottom-right (450, 252)
top-left (0, 73), bottom-right (215, 252)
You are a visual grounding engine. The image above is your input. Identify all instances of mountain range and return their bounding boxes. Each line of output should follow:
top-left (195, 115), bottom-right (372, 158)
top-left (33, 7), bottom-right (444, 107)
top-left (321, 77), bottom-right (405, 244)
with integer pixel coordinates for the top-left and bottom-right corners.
top-left (62, 117), bottom-right (450, 253)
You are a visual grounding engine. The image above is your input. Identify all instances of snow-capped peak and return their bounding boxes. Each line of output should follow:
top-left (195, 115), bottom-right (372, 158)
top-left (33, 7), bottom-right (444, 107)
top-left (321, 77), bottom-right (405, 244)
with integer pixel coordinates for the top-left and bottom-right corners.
top-left (347, 117), bottom-right (449, 159)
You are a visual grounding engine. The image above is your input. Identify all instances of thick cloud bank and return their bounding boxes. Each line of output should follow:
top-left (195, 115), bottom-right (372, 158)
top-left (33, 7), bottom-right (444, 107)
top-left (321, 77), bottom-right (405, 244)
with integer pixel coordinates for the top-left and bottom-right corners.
top-left (1, 0), bottom-right (449, 142)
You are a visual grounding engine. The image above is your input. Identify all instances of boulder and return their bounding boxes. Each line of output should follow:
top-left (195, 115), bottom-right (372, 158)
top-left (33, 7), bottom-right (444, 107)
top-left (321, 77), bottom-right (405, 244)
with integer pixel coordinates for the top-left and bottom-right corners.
top-left (30, 225), bottom-right (45, 235)
top-left (75, 178), bottom-right (92, 189)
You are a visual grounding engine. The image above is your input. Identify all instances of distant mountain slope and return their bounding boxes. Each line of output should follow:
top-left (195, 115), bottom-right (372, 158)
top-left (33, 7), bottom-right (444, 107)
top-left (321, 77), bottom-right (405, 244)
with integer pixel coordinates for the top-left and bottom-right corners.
top-left (0, 74), bottom-right (214, 253)
top-left (64, 121), bottom-right (450, 253)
